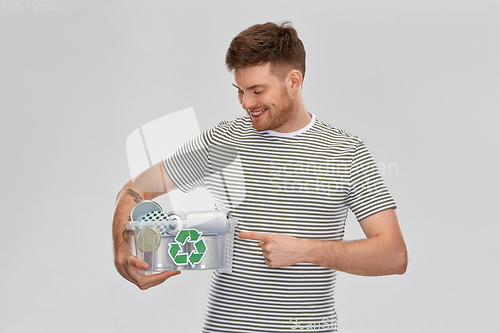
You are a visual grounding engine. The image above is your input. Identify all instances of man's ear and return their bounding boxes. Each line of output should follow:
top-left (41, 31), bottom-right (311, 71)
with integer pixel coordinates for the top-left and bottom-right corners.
top-left (288, 69), bottom-right (303, 92)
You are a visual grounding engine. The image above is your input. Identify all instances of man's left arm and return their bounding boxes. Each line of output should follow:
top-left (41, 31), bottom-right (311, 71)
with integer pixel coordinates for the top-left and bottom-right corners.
top-left (238, 208), bottom-right (407, 276)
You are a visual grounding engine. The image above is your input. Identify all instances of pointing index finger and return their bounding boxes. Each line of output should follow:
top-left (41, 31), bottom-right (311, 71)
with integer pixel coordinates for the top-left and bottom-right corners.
top-left (238, 232), bottom-right (270, 242)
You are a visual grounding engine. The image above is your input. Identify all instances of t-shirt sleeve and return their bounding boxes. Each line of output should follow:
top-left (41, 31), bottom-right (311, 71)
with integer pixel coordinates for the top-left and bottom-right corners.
top-left (347, 142), bottom-right (396, 221)
top-left (162, 128), bottom-right (214, 193)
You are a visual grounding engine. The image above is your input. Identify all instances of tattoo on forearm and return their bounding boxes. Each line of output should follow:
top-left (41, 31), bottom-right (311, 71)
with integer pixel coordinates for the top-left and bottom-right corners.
top-left (126, 189), bottom-right (143, 204)
top-left (121, 189), bottom-right (141, 249)
top-left (122, 229), bottom-right (131, 249)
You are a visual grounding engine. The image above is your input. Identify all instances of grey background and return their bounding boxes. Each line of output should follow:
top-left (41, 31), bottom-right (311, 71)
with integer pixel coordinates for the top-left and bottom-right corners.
top-left (1, 0), bottom-right (499, 332)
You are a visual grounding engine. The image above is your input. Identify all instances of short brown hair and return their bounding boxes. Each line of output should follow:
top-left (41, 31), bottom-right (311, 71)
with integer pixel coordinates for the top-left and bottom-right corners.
top-left (225, 21), bottom-right (306, 81)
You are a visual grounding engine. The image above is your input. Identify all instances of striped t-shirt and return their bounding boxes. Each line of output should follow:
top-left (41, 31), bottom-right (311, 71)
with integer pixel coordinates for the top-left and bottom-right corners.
top-left (164, 114), bottom-right (396, 332)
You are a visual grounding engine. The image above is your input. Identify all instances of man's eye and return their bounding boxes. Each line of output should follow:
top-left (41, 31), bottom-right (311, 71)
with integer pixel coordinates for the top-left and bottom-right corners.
top-left (238, 90), bottom-right (244, 94)
top-left (254, 90), bottom-right (263, 95)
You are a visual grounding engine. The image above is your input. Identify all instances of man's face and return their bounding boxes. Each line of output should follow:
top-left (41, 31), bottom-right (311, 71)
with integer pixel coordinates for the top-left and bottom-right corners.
top-left (233, 63), bottom-right (295, 132)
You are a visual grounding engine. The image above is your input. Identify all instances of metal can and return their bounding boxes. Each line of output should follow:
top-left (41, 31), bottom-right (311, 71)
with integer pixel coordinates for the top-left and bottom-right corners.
top-left (130, 200), bottom-right (163, 221)
top-left (136, 226), bottom-right (161, 253)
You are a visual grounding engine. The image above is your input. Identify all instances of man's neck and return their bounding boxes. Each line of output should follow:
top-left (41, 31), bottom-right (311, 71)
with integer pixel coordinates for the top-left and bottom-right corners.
top-left (272, 104), bottom-right (311, 133)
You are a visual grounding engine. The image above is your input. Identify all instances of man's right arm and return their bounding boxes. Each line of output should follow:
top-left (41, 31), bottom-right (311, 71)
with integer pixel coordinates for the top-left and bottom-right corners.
top-left (112, 162), bottom-right (181, 290)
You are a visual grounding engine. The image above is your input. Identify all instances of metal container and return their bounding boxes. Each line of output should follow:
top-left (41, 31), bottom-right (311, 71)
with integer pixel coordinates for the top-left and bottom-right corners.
top-left (135, 226), bottom-right (161, 253)
top-left (130, 200), bottom-right (162, 221)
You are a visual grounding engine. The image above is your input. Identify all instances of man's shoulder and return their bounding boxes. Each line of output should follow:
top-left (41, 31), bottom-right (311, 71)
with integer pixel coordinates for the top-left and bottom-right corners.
top-left (207, 115), bottom-right (253, 136)
top-left (213, 115), bottom-right (247, 127)
top-left (309, 117), bottom-right (364, 146)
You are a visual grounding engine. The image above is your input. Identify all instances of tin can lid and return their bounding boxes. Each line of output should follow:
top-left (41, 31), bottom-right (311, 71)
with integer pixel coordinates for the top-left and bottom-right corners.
top-left (136, 226), bottom-right (161, 253)
top-left (130, 200), bottom-right (162, 221)
top-left (166, 211), bottom-right (186, 221)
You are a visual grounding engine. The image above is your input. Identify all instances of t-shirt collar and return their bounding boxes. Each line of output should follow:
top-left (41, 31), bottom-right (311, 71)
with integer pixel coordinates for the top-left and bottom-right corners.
top-left (262, 111), bottom-right (316, 137)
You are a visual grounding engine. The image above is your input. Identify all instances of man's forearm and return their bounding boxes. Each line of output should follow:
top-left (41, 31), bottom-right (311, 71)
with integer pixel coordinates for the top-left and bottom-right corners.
top-left (112, 168), bottom-right (181, 289)
top-left (112, 182), bottom-right (144, 268)
top-left (305, 209), bottom-right (408, 276)
top-left (304, 234), bottom-right (407, 276)
top-left (113, 163), bottom-right (177, 272)
top-left (239, 209), bottom-right (407, 276)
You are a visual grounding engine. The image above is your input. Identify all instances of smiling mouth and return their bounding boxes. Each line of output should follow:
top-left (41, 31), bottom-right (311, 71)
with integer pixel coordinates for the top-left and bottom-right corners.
top-left (249, 108), bottom-right (267, 118)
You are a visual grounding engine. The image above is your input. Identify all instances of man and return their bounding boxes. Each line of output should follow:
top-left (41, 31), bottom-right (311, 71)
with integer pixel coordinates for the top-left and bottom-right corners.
top-left (113, 22), bottom-right (407, 332)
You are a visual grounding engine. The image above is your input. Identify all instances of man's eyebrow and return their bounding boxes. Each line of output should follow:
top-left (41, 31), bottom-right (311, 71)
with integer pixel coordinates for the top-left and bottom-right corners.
top-left (232, 83), bottom-right (268, 90)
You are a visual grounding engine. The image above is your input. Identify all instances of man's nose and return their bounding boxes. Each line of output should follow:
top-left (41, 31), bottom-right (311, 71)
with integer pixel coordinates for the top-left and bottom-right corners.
top-left (241, 93), bottom-right (256, 110)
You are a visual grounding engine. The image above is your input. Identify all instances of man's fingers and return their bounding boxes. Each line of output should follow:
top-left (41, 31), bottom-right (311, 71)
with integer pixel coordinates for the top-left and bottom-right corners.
top-left (128, 255), bottom-right (148, 270)
top-left (124, 255), bottom-right (181, 290)
top-left (135, 270), bottom-right (181, 290)
top-left (154, 270), bottom-right (181, 280)
top-left (238, 232), bottom-right (271, 242)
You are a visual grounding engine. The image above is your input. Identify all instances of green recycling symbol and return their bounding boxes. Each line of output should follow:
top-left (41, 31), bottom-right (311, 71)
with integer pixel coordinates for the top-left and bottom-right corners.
top-left (168, 229), bottom-right (207, 266)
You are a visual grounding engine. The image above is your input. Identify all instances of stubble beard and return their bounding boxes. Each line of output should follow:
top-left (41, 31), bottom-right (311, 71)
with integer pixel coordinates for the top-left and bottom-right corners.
top-left (251, 86), bottom-right (295, 132)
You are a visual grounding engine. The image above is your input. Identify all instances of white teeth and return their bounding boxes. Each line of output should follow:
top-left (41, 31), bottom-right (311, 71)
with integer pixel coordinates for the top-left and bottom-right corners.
top-left (250, 109), bottom-right (266, 116)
